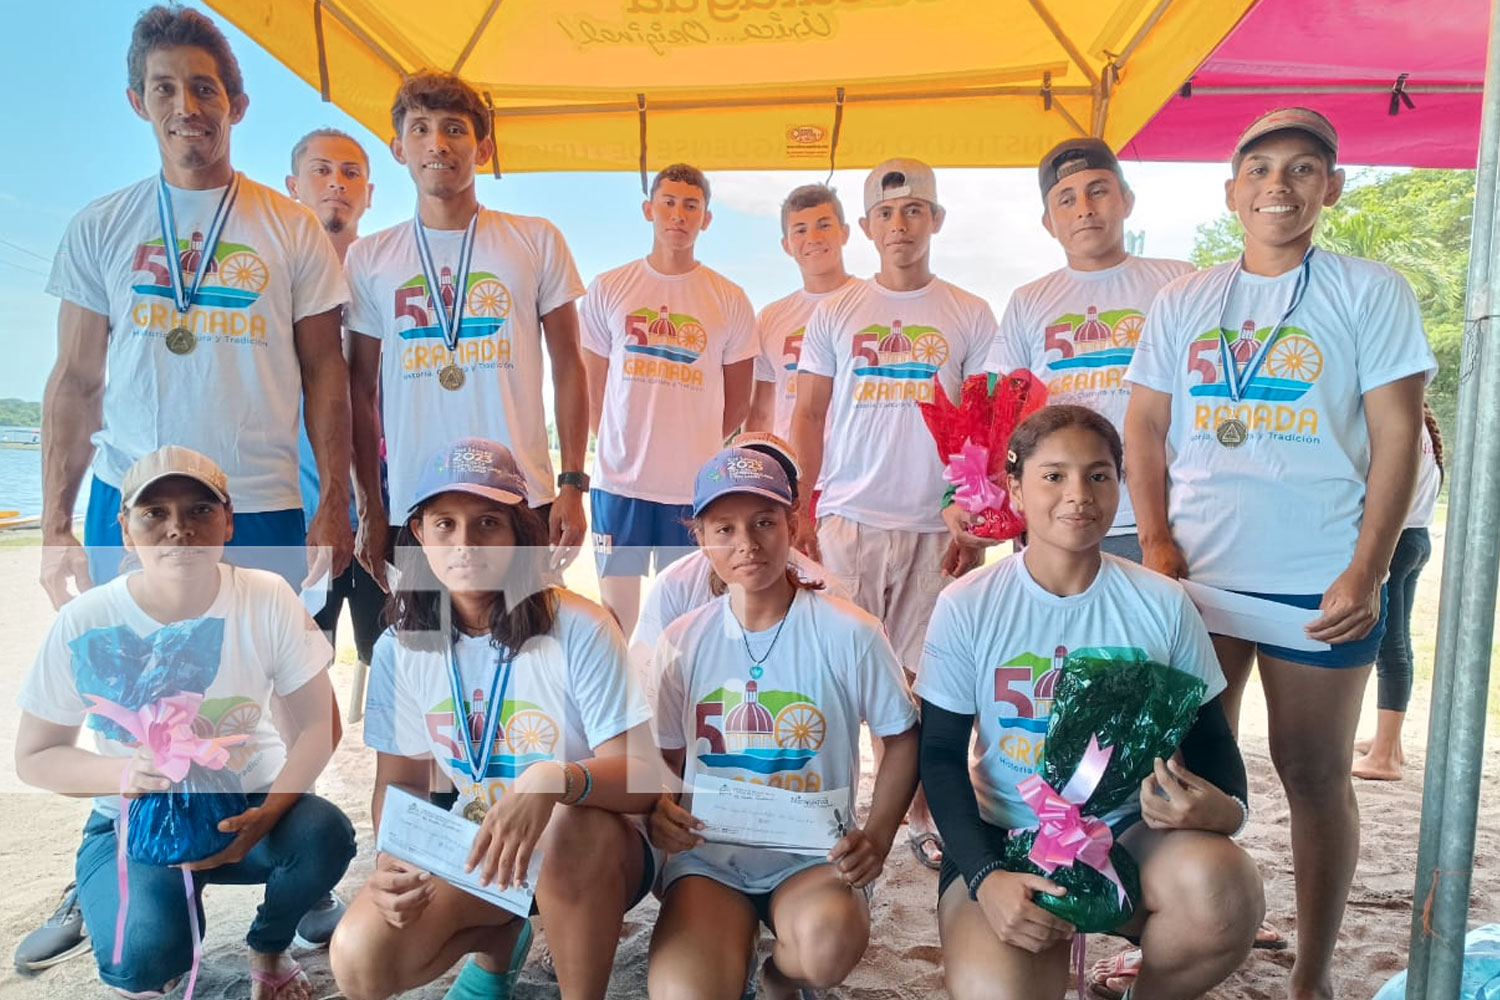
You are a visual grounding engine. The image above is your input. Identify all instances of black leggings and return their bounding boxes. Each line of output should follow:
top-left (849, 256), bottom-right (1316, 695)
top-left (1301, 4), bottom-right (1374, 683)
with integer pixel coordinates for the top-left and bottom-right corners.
top-left (1375, 527), bottom-right (1432, 712)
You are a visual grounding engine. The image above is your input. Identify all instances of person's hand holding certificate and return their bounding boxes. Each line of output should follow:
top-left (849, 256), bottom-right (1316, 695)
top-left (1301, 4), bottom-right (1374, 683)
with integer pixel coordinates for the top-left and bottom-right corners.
top-left (376, 786), bottom-right (540, 918)
top-left (688, 774), bottom-right (852, 856)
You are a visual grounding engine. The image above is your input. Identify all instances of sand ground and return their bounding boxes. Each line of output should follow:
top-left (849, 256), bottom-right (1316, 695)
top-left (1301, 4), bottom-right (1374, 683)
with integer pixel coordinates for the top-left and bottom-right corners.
top-left (0, 518), bottom-right (1494, 1000)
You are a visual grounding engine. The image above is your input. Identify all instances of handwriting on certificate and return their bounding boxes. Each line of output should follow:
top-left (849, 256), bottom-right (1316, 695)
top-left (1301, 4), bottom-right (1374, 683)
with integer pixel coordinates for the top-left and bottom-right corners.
top-left (690, 775), bottom-right (851, 856)
top-left (376, 786), bottom-right (539, 918)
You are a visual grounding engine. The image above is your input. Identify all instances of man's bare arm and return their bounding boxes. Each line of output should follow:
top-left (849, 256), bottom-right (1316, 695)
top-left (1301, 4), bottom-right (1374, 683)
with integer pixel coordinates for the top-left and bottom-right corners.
top-left (39, 302), bottom-right (108, 607)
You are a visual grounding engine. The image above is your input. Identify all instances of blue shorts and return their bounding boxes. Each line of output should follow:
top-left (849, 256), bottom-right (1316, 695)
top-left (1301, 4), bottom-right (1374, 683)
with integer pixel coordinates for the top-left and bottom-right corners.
top-left (590, 489), bottom-right (696, 577)
top-left (1230, 586), bottom-right (1390, 669)
top-left (84, 476), bottom-right (308, 588)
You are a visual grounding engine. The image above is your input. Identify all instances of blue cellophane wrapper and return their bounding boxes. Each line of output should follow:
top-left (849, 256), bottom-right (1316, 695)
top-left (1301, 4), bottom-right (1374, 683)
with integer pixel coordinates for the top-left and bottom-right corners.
top-left (1002, 649), bottom-right (1208, 931)
top-left (126, 762), bottom-right (246, 866)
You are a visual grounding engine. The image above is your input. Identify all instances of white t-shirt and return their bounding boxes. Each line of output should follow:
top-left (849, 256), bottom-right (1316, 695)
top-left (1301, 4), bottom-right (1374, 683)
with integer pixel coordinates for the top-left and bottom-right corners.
top-left (47, 175), bottom-right (348, 512)
top-left (799, 277), bottom-right (996, 532)
top-left (347, 209), bottom-right (584, 516)
top-left (653, 589), bottom-right (917, 883)
top-left (579, 259), bottom-right (758, 503)
top-left (914, 553), bottom-right (1225, 831)
top-left (1125, 251), bottom-right (1437, 592)
top-left (752, 282), bottom-right (856, 441)
top-left (986, 257), bottom-right (1194, 534)
top-left (363, 589), bottom-right (649, 814)
top-left (1408, 427), bottom-right (1441, 529)
top-left (629, 549), bottom-right (850, 702)
top-left (19, 564), bottom-right (332, 818)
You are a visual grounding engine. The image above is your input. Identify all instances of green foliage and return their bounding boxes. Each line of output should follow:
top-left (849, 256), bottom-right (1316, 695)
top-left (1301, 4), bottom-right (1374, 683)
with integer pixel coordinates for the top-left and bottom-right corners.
top-left (0, 398), bottom-right (42, 426)
top-left (1188, 169), bottom-right (1476, 446)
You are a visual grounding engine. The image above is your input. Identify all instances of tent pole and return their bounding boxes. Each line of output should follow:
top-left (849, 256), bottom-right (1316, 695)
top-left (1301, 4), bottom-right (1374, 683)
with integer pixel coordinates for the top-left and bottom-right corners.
top-left (1407, 0), bottom-right (1500, 995)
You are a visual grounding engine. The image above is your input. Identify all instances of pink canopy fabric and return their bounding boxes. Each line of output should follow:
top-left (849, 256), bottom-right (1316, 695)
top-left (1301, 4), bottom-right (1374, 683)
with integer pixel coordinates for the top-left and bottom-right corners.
top-left (1121, 0), bottom-right (1487, 168)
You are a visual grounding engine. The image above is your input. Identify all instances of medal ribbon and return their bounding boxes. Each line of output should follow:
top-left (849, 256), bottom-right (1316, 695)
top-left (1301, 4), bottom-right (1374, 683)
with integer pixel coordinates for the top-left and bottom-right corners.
top-left (1215, 247), bottom-right (1315, 403)
top-left (446, 636), bottom-right (514, 784)
top-left (413, 209), bottom-right (479, 354)
top-left (156, 172), bottom-right (241, 316)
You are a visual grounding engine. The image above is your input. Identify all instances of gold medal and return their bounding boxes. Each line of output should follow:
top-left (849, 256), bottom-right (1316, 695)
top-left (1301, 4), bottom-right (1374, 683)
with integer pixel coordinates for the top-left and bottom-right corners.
top-left (463, 797), bottom-right (490, 824)
top-left (1216, 417), bottom-right (1249, 448)
top-left (438, 364), bottom-right (466, 391)
top-left (165, 325), bottom-right (197, 355)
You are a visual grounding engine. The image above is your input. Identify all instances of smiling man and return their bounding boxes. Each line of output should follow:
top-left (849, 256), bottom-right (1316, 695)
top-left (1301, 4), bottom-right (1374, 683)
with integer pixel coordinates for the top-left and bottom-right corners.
top-left (579, 163), bottom-right (757, 637)
top-left (955, 139), bottom-right (1194, 563)
top-left (345, 71), bottom-right (591, 593)
top-left (40, 5), bottom-right (352, 603)
top-left (791, 158), bottom-right (995, 872)
top-left (28, 6), bottom-right (353, 978)
top-left (745, 184), bottom-right (855, 442)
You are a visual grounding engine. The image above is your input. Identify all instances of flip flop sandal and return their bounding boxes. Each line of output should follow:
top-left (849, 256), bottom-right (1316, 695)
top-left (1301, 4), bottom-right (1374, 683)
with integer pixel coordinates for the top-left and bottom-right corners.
top-left (249, 960), bottom-right (307, 999)
top-left (1086, 948), bottom-right (1139, 1000)
top-left (1253, 920), bottom-right (1289, 950)
top-left (907, 832), bottom-right (943, 871)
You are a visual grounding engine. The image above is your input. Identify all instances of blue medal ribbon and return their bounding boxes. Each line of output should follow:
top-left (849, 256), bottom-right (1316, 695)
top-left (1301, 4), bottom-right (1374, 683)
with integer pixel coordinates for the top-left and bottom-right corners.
top-left (155, 172), bottom-right (241, 316)
top-left (446, 634), bottom-right (514, 784)
top-left (412, 209), bottom-right (479, 354)
top-left (1214, 246), bottom-right (1315, 403)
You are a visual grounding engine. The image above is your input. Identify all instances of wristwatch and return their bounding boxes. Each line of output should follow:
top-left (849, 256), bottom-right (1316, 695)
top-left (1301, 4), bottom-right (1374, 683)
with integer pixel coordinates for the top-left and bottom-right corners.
top-left (557, 471), bottom-right (591, 493)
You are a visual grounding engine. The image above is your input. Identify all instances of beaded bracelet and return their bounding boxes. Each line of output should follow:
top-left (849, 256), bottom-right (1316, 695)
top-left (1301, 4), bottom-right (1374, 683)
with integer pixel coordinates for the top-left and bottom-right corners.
top-left (1229, 795), bottom-right (1250, 839)
top-left (576, 761), bottom-right (594, 804)
top-left (967, 859), bottom-right (1006, 900)
top-left (554, 760), bottom-right (576, 804)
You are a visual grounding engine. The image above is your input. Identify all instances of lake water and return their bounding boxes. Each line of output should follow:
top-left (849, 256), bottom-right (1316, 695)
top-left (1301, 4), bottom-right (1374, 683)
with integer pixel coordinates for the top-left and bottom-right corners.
top-left (0, 427), bottom-right (92, 518)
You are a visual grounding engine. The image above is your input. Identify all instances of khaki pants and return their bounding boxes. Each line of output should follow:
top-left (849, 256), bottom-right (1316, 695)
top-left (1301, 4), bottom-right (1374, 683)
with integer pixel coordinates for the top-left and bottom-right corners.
top-left (816, 514), bottom-right (950, 671)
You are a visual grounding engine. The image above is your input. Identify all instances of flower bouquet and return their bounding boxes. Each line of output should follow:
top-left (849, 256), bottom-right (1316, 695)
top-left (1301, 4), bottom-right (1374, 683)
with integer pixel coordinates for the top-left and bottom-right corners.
top-left (1002, 648), bottom-right (1207, 932)
top-left (918, 369), bottom-right (1047, 541)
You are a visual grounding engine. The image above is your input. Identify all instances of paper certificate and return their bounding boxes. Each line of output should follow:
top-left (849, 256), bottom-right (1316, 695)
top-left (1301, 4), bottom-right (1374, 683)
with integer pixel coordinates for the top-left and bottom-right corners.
top-left (690, 775), bottom-right (851, 856)
top-left (376, 786), bottom-right (540, 918)
top-left (1179, 579), bottom-right (1332, 652)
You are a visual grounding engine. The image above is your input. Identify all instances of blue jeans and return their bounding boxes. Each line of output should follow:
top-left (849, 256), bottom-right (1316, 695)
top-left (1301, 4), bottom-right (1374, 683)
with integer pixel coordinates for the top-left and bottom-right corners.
top-left (74, 793), bottom-right (355, 994)
top-left (1376, 527), bottom-right (1433, 711)
top-left (84, 476), bottom-right (307, 589)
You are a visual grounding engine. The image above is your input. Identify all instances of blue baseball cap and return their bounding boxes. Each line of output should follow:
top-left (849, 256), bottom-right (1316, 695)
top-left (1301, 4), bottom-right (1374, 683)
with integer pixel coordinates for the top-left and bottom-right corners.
top-left (692, 447), bottom-right (794, 517)
top-left (407, 438), bottom-right (529, 516)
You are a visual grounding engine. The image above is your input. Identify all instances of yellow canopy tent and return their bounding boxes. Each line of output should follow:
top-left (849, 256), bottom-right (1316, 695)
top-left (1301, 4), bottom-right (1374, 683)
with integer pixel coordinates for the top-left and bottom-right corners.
top-left (204, 0), bottom-right (1254, 175)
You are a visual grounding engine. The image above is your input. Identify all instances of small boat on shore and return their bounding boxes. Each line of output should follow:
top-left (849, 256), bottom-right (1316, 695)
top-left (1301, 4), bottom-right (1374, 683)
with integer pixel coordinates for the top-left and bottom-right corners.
top-left (1, 428), bottom-right (40, 450)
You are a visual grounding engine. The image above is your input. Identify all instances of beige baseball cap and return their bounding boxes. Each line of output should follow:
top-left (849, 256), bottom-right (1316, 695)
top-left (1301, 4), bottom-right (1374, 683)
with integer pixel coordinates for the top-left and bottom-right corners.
top-left (120, 446), bottom-right (230, 509)
top-left (1233, 107), bottom-right (1339, 163)
top-left (863, 158), bottom-right (939, 214)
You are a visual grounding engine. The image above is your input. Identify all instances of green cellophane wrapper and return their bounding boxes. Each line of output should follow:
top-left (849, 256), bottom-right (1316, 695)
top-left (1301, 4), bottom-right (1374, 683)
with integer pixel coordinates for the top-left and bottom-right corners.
top-left (1002, 648), bottom-right (1208, 932)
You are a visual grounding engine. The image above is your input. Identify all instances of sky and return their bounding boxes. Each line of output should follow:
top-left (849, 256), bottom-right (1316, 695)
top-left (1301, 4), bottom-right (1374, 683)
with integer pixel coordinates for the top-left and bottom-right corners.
top-left (0, 0), bottom-right (1241, 404)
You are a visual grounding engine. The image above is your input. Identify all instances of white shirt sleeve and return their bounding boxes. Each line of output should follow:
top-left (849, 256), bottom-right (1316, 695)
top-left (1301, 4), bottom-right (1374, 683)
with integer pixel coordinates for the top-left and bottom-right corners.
top-left (565, 611), bottom-right (653, 750)
top-left (986, 292), bottom-right (1038, 375)
top-left (17, 609), bottom-right (90, 727)
top-left (577, 276), bottom-right (613, 357)
top-left (362, 631), bottom-right (428, 757)
top-left (1168, 587), bottom-right (1227, 703)
top-left (534, 220), bottom-right (586, 318)
top-left (651, 627), bottom-right (689, 751)
top-left (46, 207), bottom-right (110, 315)
top-left (911, 590), bottom-right (978, 715)
top-left (1356, 268), bottom-right (1438, 392)
top-left (852, 627), bottom-right (918, 737)
top-left (264, 574), bottom-right (334, 697)
top-left (723, 288), bottom-right (759, 365)
top-left (964, 300), bottom-right (1001, 378)
top-left (289, 209), bottom-right (351, 323)
top-left (344, 240), bottom-right (381, 339)
top-left (1124, 283), bottom-right (1181, 393)
top-left (798, 300), bottom-right (838, 378)
top-left (752, 309), bottom-right (776, 383)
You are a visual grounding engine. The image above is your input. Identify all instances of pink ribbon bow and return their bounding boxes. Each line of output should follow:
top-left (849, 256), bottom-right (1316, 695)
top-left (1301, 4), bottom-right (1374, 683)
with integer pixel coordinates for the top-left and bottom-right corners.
top-left (1012, 734), bottom-right (1129, 907)
top-left (943, 439), bottom-right (1004, 514)
top-left (85, 693), bottom-right (245, 782)
top-left (84, 693), bottom-right (247, 999)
